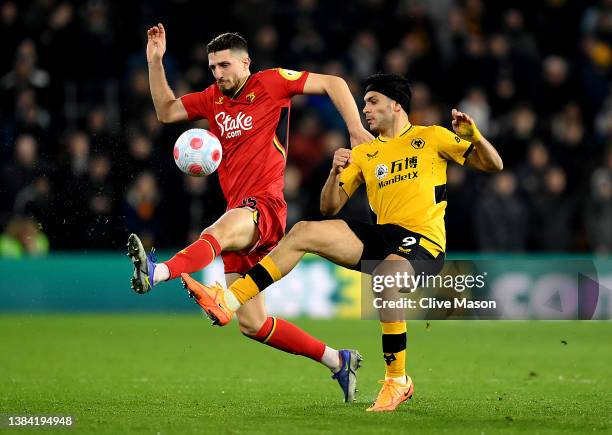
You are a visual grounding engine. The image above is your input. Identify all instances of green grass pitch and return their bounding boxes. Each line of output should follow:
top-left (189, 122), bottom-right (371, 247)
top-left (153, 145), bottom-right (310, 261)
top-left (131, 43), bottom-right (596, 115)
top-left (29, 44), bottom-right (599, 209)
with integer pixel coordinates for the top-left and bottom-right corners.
top-left (1, 315), bottom-right (611, 434)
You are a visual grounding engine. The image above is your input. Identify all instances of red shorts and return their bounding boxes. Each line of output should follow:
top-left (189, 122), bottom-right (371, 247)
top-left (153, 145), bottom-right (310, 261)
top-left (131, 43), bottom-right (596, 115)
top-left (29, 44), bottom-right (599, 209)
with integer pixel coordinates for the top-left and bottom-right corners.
top-left (221, 195), bottom-right (287, 274)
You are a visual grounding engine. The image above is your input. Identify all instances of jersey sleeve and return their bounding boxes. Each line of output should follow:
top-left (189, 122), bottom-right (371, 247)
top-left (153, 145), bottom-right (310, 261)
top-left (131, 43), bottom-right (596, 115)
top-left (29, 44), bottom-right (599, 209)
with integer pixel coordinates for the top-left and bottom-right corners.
top-left (262, 68), bottom-right (310, 101)
top-left (435, 126), bottom-right (474, 165)
top-left (180, 86), bottom-right (214, 121)
top-left (339, 150), bottom-right (365, 197)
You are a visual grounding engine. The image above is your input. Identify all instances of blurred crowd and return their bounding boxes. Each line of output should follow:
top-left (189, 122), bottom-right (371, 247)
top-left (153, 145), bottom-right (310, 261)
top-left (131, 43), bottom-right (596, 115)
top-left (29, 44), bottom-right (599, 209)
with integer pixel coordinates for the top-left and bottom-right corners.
top-left (1, 0), bottom-right (611, 256)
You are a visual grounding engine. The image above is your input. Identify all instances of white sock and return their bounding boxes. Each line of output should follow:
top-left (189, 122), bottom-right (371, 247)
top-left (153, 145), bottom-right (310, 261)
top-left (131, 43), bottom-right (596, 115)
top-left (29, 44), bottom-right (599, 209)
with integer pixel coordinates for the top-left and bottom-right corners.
top-left (321, 346), bottom-right (341, 372)
top-left (153, 263), bottom-right (169, 285)
top-left (223, 288), bottom-right (241, 312)
top-left (386, 375), bottom-right (408, 385)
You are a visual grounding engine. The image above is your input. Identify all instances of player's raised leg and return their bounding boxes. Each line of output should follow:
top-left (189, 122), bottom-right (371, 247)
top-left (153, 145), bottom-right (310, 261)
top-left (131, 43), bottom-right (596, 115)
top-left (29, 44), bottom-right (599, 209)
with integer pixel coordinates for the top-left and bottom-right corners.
top-left (127, 207), bottom-right (256, 294)
top-left (181, 219), bottom-right (364, 323)
top-left (231, 219), bottom-right (364, 304)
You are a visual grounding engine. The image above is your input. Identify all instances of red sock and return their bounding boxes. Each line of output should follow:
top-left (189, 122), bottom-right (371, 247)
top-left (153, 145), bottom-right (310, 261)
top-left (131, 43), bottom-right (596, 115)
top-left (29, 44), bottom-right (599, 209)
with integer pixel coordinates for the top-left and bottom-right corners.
top-left (247, 317), bottom-right (326, 361)
top-left (164, 233), bottom-right (221, 280)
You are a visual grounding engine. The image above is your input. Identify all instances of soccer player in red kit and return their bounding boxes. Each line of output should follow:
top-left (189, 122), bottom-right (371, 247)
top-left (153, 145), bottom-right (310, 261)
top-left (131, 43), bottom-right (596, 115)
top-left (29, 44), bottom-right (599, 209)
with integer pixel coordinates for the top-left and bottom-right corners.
top-left (127, 24), bottom-right (373, 402)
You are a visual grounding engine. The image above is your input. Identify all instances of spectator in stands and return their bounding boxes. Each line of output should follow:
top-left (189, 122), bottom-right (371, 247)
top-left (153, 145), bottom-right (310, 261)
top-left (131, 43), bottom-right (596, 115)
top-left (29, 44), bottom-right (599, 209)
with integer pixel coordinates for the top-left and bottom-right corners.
top-left (84, 153), bottom-right (116, 248)
top-left (457, 87), bottom-right (491, 136)
top-left (177, 174), bottom-right (225, 245)
top-left (516, 140), bottom-right (552, 199)
top-left (1, 134), bottom-right (42, 212)
top-left (124, 171), bottom-right (161, 250)
top-left (347, 31), bottom-right (379, 81)
top-left (0, 38), bottom-right (50, 101)
top-left (474, 172), bottom-right (528, 252)
top-left (497, 104), bottom-right (537, 168)
top-left (86, 107), bottom-right (118, 152)
top-left (586, 169), bottom-right (612, 254)
top-left (124, 69), bottom-right (151, 124)
top-left (122, 132), bottom-right (154, 183)
top-left (289, 111), bottom-right (324, 180)
top-left (0, 215), bottom-right (49, 258)
top-left (446, 165), bottom-right (477, 252)
top-left (537, 56), bottom-right (574, 120)
top-left (530, 167), bottom-right (576, 251)
top-left (284, 164), bottom-right (304, 230)
top-left (52, 131), bottom-right (90, 248)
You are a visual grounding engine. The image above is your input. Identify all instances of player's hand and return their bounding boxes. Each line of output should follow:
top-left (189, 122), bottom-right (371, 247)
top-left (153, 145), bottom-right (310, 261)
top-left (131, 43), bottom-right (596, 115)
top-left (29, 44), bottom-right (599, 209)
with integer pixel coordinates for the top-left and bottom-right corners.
top-left (349, 126), bottom-right (374, 148)
top-left (451, 109), bottom-right (482, 143)
top-left (332, 148), bottom-right (352, 175)
top-left (147, 23), bottom-right (167, 63)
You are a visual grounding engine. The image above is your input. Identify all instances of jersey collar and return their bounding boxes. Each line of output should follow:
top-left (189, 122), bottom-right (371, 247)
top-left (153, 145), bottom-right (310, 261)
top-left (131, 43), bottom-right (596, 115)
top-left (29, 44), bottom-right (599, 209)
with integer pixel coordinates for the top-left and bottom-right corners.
top-left (230, 74), bottom-right (252, 100)
top-left (377, 122), bottom-right (413, 143)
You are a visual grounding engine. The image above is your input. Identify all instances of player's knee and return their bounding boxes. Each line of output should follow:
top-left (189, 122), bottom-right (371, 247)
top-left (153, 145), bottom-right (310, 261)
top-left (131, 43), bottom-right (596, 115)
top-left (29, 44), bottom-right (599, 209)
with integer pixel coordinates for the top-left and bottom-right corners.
top-left (238, 316), bottom-right (265, 336)
top-left (200, 226), bottom-right (225, 248)
top-left (286, 221), bottom-right (316, 245)
top-left (200, 226), bottom-right (215, 239)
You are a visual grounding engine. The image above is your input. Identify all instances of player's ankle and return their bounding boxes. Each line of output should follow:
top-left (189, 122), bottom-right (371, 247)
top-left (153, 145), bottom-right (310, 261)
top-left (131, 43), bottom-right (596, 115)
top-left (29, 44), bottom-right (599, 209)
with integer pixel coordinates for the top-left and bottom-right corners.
top-left (153, 263), bottom-right (170, 284)
top-left (321, 346), bottom-right (341, 372)
top-left (223, 288), bottom-right (241, 312)
top-left (386, 375), bottom-right (408, 385)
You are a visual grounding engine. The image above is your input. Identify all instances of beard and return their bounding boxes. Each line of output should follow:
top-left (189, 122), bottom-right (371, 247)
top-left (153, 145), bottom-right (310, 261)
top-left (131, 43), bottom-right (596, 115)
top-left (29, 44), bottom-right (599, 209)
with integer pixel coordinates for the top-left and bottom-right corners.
top-left (367, 122), bottom-right (382, 135)
top-left (218, 82), bottom-right (237, 96)
top-left (217, 78), bottom-right (240, 96)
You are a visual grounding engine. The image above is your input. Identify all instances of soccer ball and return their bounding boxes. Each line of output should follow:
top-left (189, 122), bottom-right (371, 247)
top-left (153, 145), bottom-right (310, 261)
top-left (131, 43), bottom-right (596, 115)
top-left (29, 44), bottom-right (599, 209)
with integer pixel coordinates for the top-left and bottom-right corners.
top-left (173, 128), bottom-right (222, 177)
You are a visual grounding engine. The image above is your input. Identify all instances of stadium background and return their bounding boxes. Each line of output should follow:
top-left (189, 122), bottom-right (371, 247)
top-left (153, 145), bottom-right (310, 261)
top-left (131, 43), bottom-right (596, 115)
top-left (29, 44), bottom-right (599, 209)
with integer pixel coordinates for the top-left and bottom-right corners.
top-left (1, 0), bottom-right (611, 255)
top-left (1, 1), bottom-right (612, 432)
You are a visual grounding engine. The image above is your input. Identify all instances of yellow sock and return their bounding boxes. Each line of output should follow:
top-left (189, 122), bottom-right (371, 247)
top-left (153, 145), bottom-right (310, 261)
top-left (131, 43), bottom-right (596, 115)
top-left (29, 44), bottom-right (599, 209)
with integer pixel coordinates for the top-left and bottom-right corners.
top-left (230, 255), bottom-right (282, 304)
top-left (260, 256), bottom-right (282, 281)
top-left (381, 321), bottom-right (407, 379)
top-left (229, 275), bottom-right (259, 305)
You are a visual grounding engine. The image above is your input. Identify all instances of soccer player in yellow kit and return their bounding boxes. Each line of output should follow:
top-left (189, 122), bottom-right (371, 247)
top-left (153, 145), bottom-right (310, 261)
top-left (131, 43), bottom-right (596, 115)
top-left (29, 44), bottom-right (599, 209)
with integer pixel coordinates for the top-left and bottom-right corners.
top-left (182, 73), bottom-right (503, 411)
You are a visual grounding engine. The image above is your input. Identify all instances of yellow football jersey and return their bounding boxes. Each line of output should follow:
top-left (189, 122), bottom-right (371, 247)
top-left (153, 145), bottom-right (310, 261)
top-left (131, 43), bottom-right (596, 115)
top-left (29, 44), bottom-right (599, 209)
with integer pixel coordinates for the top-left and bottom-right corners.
top-left (339, 123), bottom-right (473, 255)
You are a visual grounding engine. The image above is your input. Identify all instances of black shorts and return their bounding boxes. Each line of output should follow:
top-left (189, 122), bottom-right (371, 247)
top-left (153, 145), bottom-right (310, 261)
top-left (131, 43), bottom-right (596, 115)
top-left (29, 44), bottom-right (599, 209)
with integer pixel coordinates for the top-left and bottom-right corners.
top-left (343, 219), bottom-right (445, 276)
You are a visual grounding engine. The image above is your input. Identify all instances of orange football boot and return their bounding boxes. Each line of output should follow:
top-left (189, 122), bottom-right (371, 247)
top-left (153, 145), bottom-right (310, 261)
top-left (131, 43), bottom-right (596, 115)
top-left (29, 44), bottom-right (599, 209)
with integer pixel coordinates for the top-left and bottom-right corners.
top-left (181, 273), bottom-right (234, 326)
top-left (366, 376), bottom-right (414, 412)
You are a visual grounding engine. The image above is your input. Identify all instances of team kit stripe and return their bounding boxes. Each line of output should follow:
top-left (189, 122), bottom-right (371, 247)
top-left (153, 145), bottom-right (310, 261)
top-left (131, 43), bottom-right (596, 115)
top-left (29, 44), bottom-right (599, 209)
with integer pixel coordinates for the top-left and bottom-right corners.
top-left (382, 332), bottom-right (407, 353)
top-left (420, 234), bottom-right (444, 252)
top-left (263, 317), bottom-right (278, 343)
top-left (434, 184), bottom-right (447, 203)
top-left (248, 264), bottom-right (275, 291)
top-left (273, 136), bottom-right (286, 159)
top-left (198, 238), bottom-right (217, 257)
top-left (272, 107), bottom-right (290, 158)
top-left (463, 143), bottom-right (475, 158)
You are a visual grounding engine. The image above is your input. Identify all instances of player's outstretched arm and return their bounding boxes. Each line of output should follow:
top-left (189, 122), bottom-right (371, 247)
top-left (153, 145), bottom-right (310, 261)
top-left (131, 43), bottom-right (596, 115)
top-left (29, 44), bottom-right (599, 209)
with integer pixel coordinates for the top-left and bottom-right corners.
top-left (146, 23), bottom-right (188, 124)
top-left (452, 109), bottom-right (503, 172)
top-left (303, 73), bottom-right (374, 148)
top-left (320, 148), bottom-right (351, 216)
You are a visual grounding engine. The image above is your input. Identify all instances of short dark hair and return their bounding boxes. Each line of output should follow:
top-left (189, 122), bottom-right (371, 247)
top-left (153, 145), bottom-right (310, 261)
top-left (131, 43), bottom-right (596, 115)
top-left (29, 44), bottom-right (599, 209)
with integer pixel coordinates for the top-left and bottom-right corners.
top-left (207, 32), bottom-right (248, 55)
top-left (365, 73), bottom-right (412, 113)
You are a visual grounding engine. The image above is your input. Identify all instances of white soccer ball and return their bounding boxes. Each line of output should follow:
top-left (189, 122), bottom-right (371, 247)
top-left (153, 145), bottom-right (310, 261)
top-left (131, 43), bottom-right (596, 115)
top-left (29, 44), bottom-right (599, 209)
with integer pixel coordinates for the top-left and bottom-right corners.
top-left (173, 128), bottom-right (222, 177)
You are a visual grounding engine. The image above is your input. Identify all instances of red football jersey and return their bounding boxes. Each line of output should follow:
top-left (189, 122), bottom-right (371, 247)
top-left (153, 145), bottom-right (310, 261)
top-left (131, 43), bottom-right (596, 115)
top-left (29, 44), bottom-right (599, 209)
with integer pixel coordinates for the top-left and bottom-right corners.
top-left (180, 68), bottom-right (309, 207)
